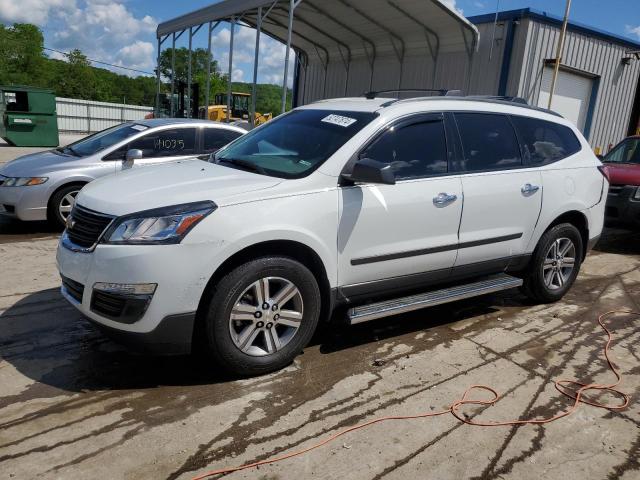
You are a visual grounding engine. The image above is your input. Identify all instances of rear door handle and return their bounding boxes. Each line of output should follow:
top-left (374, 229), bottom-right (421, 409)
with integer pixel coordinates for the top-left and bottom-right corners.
top-left (433, 192), bottom-right (458, 207)
top-left (521, 183), bottom-right (540, 195)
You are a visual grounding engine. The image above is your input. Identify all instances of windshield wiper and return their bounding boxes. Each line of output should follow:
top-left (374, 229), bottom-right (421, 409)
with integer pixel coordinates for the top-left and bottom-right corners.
top-left (218, 158), bottom-right (267, 175)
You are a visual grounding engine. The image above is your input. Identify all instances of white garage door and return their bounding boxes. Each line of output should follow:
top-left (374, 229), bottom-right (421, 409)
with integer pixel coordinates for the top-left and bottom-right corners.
top-left (538, 67), bottom-right (593, 132)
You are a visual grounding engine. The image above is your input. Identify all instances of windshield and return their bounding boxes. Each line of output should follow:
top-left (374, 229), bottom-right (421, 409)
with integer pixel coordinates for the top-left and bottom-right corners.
top-left (604, 138), bottom-right (640, 164)
top-left (61, 123), bottom-right (149, 157)
top-left (216, 109), bottom-right (377, 178)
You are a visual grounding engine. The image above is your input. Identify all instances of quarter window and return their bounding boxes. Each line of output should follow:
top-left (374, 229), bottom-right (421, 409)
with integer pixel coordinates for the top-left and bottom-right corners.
top-left (510, 116), bottom-right (581, 165)
top-left (203, 128), bottom-right (243, 153)
top-left (129, 128), bottom-right (197, 158)
top-left (454, 113), bottom-right (521, 172)
top-left (361, 120), bottom-right (448, 179)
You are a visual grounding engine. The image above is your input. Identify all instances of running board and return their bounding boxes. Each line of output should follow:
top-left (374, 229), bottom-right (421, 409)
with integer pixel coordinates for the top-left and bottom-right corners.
top-left (347, 274), bottom-right (523, 325)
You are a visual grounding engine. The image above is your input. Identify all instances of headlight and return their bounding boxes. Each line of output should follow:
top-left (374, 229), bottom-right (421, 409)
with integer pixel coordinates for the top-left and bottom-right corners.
top-left (633, 187), bottom-right (640, 201)
top-left (102, 201), bottom-right (216, 245)
top-left (1, 176), bottom-right (48, 186)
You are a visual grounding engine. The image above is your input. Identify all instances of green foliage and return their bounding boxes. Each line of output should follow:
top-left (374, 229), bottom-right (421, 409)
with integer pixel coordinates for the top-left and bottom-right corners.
top-left (0, 23), bottom-right (292, 115)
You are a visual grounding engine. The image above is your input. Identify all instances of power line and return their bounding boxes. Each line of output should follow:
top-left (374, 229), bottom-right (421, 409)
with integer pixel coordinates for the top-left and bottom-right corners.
top-left (43, 47), bottom-right (155, 76)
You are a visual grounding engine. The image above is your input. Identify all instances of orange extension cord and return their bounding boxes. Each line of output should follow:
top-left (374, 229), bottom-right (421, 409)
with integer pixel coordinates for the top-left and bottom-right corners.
top-left (191, 310), bottom-right (634, 479)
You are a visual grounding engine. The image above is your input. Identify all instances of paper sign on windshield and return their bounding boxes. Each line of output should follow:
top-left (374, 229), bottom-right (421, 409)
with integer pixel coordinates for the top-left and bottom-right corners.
top-left (321, 114), bottom-right (357, 127)
top-left (131, 125), bottom-right (148, 131)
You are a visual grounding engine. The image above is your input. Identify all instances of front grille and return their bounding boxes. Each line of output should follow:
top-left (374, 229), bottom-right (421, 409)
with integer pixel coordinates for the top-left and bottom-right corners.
top-left (61, 275), bottom-right (84, 303)
top-left (608, 184), bottom-right (625, 196)
top-left (66, 204), bottom-right (114, 248)
top-left (91, 291), bottom-right (126, 318)
top-left (3, 204), bottom-right (15, 213)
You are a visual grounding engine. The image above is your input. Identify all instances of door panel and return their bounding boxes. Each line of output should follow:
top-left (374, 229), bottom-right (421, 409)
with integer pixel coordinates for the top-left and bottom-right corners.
top-left (455, 170), bottom-right (542, 266)
top-left (338, 176), bottom-right (463, 286)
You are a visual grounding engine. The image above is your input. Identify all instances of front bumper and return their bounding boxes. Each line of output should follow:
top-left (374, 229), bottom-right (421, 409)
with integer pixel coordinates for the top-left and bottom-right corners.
top-left (56, 238), bottom-right (219, 355)
top-left (605, 186), bottom-right (640, 227)
top-left (0, 183), bottom-right (49, 221)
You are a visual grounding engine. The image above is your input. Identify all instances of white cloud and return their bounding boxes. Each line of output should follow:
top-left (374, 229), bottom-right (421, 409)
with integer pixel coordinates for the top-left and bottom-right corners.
top-left (626, 25), bottom-right (640, 40)
top-left (115, 40), bottom-right (155, 72)
top-left (44, 0), bottom-right (157, 76)
top-left (0, 0), bottom-right (75, 26)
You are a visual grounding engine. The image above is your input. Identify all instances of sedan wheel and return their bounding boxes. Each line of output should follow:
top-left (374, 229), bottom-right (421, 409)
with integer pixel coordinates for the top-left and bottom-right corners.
top-left (58, 190), bottom-right (79, 220)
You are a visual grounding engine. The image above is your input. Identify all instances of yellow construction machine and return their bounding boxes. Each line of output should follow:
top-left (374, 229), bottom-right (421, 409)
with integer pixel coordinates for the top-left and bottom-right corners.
top-left (201, 92), bottom-right (272, 126)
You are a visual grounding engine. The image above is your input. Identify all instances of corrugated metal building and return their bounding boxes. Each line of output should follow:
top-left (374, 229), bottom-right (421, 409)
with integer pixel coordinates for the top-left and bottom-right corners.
top-left (294, 8), bottom-right (640, 153)
top-left (465, 8), bottom-right (640, 153)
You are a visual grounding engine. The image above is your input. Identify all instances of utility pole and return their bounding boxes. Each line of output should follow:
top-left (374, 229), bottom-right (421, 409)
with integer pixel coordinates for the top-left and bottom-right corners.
top-left (548, 0), bottom-right (572, 109)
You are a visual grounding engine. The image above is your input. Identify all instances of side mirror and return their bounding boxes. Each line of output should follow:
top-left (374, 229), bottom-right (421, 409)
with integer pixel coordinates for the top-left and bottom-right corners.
top-left (343, 158), bottom-right (396, 185)
top-left (123, 149), bottom-right (143, 169)
top-left (596, 154), bottom-right (605, 161)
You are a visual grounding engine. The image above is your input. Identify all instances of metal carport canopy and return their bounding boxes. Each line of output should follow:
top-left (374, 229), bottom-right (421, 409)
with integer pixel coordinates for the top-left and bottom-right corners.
top-left (156, 0), bottom-right (479, 120)
top-left (157, 0), bottom-right (479, 59)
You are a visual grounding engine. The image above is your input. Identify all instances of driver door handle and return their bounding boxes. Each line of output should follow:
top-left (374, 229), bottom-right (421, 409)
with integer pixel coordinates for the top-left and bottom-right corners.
top-left (433, 192), bottom-right (458, 207)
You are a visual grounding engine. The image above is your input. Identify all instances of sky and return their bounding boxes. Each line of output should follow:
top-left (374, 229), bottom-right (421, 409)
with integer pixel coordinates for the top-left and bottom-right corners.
top-left (0, 0), bottom-right (639, 86)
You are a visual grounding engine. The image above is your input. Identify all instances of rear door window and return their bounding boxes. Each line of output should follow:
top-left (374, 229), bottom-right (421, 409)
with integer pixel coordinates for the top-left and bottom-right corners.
top-left (203, 127), bottom-right (243, 154)
top-left (453, 113), bottom-right (522, 172)
top-left (510, 116), bottom-right (581, 165)
top-left (360, 118), bottom-right (448, 179)
top-left (129, 128), bottom-right (197, 157)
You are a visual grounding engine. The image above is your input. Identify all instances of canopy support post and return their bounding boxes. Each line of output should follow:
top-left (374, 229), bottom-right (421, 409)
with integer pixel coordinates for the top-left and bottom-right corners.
top-left (281, 0), bottom-right (297, 115)
top-left (251, 7), bottom-right (262, 128)
top-left (170, 32), bottom-right (176, 117)
top-left (227, 16), bottom-right (236, 123)
top-left (187, 26), bottom-right (193, 118)
top-left (155, 36), bottom-right (162, 117)
top-left (205, 22), bottom-right (213, 117)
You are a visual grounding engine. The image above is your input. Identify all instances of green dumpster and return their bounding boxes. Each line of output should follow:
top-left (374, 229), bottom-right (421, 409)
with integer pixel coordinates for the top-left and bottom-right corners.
top-left (0, 86), bottom-right (59, 147)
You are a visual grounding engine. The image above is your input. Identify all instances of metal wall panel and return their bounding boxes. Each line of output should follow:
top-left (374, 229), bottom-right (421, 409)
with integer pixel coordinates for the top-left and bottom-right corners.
top-left (55, 97), bottom-right (152, 133)
top-left (511, 20), bottom-right (640, 149)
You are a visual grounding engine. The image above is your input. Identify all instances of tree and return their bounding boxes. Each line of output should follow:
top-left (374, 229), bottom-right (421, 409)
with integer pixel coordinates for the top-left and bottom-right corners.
top-left (0, 23), bottom-right (46, 86)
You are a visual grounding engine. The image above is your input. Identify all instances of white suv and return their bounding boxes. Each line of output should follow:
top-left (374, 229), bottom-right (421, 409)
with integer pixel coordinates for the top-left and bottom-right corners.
top-left (56, 95), bottom-right (607, 375)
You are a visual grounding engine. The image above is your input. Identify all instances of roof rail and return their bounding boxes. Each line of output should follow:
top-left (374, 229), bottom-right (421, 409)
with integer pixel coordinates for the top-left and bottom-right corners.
top-left (467, 95), bottom-right (529, 104)
top-left (363, 88), bottom-right (449, 100)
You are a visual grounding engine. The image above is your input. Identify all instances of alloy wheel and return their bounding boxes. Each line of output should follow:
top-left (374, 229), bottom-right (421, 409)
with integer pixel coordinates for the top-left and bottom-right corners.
top-left (58, 190), bottom-right (79, 220)
top-left (229, 276), bottom-right (303, 356)
top-left (542, 237), bottom-right (576, 290)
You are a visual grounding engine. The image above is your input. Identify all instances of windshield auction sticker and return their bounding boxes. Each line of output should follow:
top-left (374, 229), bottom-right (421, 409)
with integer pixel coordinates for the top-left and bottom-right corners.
top-left (321, 114), bottom-right (357, 127)
top-left (131, 125), bottom-right (149, 131)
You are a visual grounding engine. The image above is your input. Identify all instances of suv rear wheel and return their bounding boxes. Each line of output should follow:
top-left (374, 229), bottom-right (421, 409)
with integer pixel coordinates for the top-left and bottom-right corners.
top-left (521, 223), bottom-right (583, 303)
top-left (202, 256), bottom-right (321, 376)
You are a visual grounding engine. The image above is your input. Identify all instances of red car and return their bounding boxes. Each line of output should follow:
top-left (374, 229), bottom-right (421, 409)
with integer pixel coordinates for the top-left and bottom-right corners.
top-left (603, 135), bottom-right (640, 227)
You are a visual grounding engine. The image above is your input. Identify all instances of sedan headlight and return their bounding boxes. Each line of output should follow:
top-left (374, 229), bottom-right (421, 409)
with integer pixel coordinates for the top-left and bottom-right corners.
top-left (1, 176), bottom-right (48, 187)
top-left (102, 201), bottom-right (216, 245)
top-left (633, 187), bottom-right (640, 201)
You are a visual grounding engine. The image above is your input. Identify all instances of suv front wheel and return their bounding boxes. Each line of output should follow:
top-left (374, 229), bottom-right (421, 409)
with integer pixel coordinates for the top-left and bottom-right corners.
top-left (202, 256), bottom-right (321, 376)
top-left (521, 223), bottom-right (583, 303)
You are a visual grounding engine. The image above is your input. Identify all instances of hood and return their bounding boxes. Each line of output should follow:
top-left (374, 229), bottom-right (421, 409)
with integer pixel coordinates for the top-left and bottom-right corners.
top-left (603, 162), bottom-right (640, 186)
top-left (76, 159), bottom-right (282, 216)
top-left (0, 150), bottom-right (80, 177)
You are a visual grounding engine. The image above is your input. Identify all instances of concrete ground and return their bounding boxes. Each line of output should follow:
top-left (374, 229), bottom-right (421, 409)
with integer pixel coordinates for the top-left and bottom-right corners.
top-left (0, 221), bottom-right (638, 480)
top-left (0, 134), bottom-right (86, 166)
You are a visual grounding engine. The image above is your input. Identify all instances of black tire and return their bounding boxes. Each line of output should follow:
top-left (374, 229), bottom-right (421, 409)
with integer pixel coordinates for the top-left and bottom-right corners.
top-left (202, 256), bottom-right (321, 376)
top-left (48, 184), bottom-right (83, 229)
top-left (521, 223), bottom-right (583, 303)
